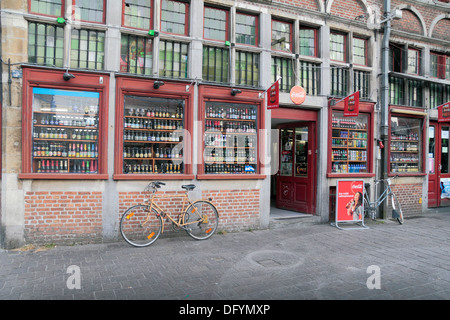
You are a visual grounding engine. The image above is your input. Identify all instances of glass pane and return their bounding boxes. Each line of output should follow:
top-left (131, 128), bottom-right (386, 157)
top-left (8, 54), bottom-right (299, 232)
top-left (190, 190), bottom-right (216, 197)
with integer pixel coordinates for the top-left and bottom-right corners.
top-left (123, 96), bottom-right (185, 174)
top-left (428, 126), bottom-right (435, 174)
top-left (295, 127), bottom-right (308, 176)
top-left (32, 88), bottom-right (100, 174)
top-left (442, 127), bottom-right (449, 174)
top-left (331, 112), bottom-right (368, 173)
top-left (280, 128), bottom-right (293, 176)
top-left (390, 116), bottom-right (422, 173)
top-left (204, 102), bottom-right (258, 174)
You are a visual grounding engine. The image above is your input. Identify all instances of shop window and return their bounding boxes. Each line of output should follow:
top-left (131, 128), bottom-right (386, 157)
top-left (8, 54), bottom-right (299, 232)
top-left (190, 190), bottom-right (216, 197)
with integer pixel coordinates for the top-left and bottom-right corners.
top-left (353, 37), bottom-right (367, 66)
top-left (29, 0), bottom-right (64, 17)
top-left (235, 51), bottom-right (259, 87)
top-left (161, 0), bottom-right (188, 36)
top-left (331, 112), bottom-right (369, 174)
top-left (299, 61), bottom-right (320, 96)
top-left (31, 88), bottom-right (100, 174)
top-left (122, 96), bottom-right (186, 175)
top-left (159, 40), bottom-right (188, 79)
top-left (330, 32), bottom-right (346, 62)
top-left (203, 102), bottom-right (258, 175)
top-left (123, 0), bottom-right (151, 30)
top-left (73, 0), bottom-right (105, 24)
top-left (70, 29), bottom-right (105, 70)
top-left (390, 116), bottom-right (423, 174)
top-left (271, 20), bottom-right (292, 52)
top-left (271, 56), bottom-right (294, 92)
top-left (236, 12), bottom-right (258, 46)
top-left (299, 27), bottom-right (318, 57)
top-left (202, 46), bottom-right (229, 83)
top-left (331, 67), bottom-right (348, 97)
top-left (28, 22), bottom-right (64, 68)
top-left (354, 70), bottom-right (370, 100)
top-left (203, 6), bottom-right (229, 42)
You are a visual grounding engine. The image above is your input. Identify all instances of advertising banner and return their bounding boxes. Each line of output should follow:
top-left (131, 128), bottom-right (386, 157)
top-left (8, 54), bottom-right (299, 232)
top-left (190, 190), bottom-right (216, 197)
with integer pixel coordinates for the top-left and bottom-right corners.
top-left (267, 81), bottom-right (279, 109)
top-left (344, 91), bottom-right (360, 117)
top-left (332, 180), bottom-right (368, 230)
top-left (438, 102), bottom-right (450, 122)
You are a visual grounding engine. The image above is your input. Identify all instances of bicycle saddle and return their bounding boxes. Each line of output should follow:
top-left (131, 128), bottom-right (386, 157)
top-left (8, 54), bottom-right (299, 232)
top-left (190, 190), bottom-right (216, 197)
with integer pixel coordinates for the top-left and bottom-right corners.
top-left (181, 184), bottom-right (196, 191)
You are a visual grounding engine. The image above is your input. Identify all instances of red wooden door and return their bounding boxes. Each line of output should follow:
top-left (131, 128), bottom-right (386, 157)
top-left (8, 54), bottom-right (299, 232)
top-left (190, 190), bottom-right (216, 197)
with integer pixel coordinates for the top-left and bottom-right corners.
top-left (428, 121), bottom-right (450, 207)
top-left (276, 122), bottom-right (316, 214)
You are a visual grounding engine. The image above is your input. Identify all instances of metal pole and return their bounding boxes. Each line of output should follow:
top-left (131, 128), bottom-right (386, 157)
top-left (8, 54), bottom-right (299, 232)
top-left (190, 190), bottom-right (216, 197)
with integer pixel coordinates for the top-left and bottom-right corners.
top-left (380, 0), bottom-right (391, 219)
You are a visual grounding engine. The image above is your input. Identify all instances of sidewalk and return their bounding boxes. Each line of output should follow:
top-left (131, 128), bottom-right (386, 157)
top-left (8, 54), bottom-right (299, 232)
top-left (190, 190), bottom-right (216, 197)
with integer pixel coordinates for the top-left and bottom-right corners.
top-left (1, 209), bottom-right (449, 301)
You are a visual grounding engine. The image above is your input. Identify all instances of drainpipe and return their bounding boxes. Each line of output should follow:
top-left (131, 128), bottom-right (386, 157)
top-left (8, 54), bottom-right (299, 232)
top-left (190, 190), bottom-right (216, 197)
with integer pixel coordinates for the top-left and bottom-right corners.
top-left (380, 0), bottom-right (391, 219)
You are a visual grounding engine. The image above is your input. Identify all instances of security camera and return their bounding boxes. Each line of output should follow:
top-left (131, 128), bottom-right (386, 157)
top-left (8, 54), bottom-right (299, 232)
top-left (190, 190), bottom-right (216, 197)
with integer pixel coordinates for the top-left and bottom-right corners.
top-left (63, 72), bottom-right (75, 81)
top-left (153, 80), bottom-right (165, 89)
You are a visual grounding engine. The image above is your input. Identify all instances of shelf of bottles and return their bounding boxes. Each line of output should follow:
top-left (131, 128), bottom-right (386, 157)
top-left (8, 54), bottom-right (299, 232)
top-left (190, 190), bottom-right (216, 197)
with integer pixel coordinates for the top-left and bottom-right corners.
top-left (390, 116), bottom-right (422, 173)
top-left (123, 95), bottom-right (185, 174)
top-left (31, 88), bottom-right (100, 174)
top-left (331, 112), bottom-right (368, 174)
top-left (204, 102), bottom-right (257, 174)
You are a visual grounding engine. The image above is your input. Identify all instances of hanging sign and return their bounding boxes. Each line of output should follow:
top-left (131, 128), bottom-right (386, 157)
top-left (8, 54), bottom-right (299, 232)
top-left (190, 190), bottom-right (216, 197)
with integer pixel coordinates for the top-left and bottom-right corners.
top-left (438, 102), bottom-right (450, 122)
top-left (267, 81), bottom-right (279, 109)
top-left (332, 180), bottom-right (368, 230)
top-left (344, 91), bottom-right (360, 117)
top-left (290, 85), bottom-right (306, 105)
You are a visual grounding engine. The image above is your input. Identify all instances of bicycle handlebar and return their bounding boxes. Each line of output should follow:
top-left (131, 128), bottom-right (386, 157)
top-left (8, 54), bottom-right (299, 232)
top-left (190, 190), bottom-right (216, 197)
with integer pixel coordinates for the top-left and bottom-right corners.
top-left (145, 181), bottom-right (166, 192)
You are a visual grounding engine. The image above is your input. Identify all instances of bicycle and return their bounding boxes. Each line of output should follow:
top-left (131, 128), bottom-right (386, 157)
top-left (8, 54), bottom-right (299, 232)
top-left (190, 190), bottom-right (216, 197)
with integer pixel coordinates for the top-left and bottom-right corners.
top-left (120, 181), bottom-right (219, 247)
top-left (364, 176), bottom-right (404, 224)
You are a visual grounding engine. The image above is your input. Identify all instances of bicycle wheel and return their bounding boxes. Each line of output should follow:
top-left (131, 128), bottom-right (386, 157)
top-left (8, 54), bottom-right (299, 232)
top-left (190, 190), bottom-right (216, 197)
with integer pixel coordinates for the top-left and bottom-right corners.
top-left (184, 200), bottom-right (219, 240)
top-left (120, 205), bottom-right (163, 247)
top-left (391, 194), bottom-right (404, 224)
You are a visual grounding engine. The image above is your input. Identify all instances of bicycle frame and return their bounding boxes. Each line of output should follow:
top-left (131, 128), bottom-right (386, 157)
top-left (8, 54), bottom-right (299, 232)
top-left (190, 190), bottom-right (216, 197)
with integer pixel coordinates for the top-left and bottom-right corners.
top-left (364, 178), bottom-right (394, 216)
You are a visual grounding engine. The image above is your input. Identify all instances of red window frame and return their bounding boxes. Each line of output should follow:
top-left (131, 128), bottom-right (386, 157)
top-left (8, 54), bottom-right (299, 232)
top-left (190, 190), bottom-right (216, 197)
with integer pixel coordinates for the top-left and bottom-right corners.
top-left (430, 52), bottom-right (449, 80)
top-left (271, 19), bottom-right (293, 53)
top-left (28, 0), bottom-right (65, 17)
top-left (160, 0), bottom-right (189, 36)
top-left (330, 31), bottom-right (347, 63)
top-left (113, 77), bottom-right (195, 180)
top-left (20, 66), bottom-right (109, 180)
top-left (327, 100), bottom-right (375, 178)
top-left (72, 0), bottom-right (106, 24)
top-left (203, 5), bottom-right (229, 42)
top-left (235, 11), bottom-right (259, 47)
top-left (197, 85), bottom-right (266, 180)
top-left (299, 26), bottom-right (319, 57)
top-left (388, 108), bottom-right (427, 177)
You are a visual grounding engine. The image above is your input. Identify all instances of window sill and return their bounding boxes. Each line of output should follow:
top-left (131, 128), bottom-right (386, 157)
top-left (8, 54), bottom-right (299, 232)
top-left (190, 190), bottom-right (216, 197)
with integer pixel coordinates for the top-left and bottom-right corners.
top-left (197, 174), bottom-right (266, 180)
top-left (327, 173), bottom-right (375, 178)
top-left (19, 173), bottom-right (109, 180)
top-left (113, 174), bottom-right (195, 180)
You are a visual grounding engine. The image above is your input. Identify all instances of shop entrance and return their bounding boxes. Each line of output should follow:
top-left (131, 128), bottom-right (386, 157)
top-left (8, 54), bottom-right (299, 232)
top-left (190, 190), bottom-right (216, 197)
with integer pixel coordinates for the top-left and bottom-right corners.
top-left (276, 122), bottom-right (316, 213)
top-left (428, 121), bottom-right (450, 207)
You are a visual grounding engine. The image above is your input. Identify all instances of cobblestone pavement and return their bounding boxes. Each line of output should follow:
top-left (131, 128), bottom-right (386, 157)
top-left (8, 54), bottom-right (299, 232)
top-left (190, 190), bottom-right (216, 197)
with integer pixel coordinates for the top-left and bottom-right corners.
top-left (1, 209), bottom-right (450, 302)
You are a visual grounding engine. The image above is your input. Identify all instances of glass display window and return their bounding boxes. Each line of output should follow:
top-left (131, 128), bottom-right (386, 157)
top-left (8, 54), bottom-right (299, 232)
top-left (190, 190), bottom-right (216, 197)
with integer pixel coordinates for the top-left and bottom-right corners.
top-left (31, 88), bottom-right (100, 174)
top-left (390, 116), bottom-right (423, 174)
top-left (331, 111), bottom-right (369, 174)
top-left (122, 95), bottom-right (185, 175)
top-left (203, 101), bottom-right (258, 175)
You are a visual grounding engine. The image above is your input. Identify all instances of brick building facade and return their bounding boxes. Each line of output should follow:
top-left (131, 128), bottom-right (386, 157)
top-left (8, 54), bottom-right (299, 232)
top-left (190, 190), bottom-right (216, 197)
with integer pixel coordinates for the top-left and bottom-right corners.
top-left (0, 0), bottom-right (449, 248)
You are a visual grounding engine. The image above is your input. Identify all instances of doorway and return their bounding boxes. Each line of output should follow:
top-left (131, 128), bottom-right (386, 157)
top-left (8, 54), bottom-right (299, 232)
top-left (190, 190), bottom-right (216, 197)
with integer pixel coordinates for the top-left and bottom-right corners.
top-left (275, 121), bottom-right (316, 214)
top-left (428, 121), bottom-right (450, 207)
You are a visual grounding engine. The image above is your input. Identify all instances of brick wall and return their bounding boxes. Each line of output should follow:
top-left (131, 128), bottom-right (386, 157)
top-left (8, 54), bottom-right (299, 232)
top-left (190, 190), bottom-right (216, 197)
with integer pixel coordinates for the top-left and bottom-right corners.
top-left (118, 188), bottom-right (260, 234)
top-left (389, 183), bottom-right (423, 217)
top-left (24, 191), bottom-right (102, 244)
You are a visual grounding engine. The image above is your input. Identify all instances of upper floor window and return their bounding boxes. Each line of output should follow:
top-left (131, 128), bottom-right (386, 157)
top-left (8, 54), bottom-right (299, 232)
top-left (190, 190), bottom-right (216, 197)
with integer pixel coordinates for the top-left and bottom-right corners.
top-left (73, 0), bottom-right (105, 24)
top-left (161, 0), bottom-right (189, 36)
top-left (299, 26), bottom-right (318, 57)
top-left (353, 37), bottom-right (367, 66)
top-left (203, 46), bottom-right (229, 83)
top-left (272, 56), bottom-right (294, 92)
top-left (29, 0), bottom-right (64, 17)
top-left (159, 40), bottom-right (189, 79)
top-left (407, 48), bottom-right (420, 75)
top-left (389, 45), bottom-right (402, 72)
top-left (28, 22), bottom-right (64, 67)
top-left (330, 32), bottom-right (346, 62)
top-left (123, 0), bottom-right (152, 30)
top-left (204, 6), bottom-right (229, 42)
top-left (431, 52), bottom-right (450, 80)
top-left (70, 29), bottom-right (105, 70)
top-left (271, 19), bottom-right (292, 52)
top-left (120, 34), bottom-right (153, 75)
top-left (236, 12), bottom-right (258, 46)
